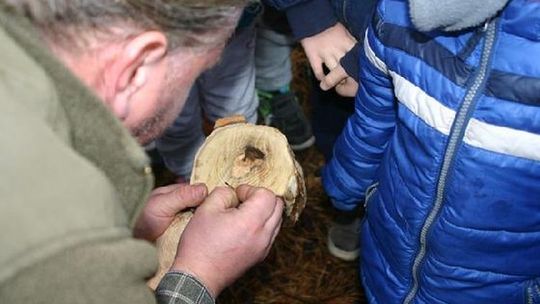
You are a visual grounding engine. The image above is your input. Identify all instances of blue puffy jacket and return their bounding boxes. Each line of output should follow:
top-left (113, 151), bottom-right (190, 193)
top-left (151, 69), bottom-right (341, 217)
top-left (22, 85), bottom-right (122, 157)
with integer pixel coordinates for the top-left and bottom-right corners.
top-left (322, 0), bottom-right (540, 303)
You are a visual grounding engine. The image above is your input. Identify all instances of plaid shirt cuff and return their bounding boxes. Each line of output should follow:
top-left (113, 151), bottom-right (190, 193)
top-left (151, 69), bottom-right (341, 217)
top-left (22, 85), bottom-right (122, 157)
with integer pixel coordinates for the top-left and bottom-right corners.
top-left (155, 271), bottom-right (215, 304)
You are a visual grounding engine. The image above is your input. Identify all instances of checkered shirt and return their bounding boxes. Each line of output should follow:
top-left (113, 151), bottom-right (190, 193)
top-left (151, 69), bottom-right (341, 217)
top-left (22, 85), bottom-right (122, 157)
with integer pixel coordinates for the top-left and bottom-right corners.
top-left (156, 272), bottom-right (215, 304)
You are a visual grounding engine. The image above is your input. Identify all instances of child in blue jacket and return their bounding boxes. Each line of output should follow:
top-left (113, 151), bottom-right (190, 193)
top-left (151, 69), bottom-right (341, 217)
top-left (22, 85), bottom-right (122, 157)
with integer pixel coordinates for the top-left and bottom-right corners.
top-left (323, 0), bottom-right (540, 303)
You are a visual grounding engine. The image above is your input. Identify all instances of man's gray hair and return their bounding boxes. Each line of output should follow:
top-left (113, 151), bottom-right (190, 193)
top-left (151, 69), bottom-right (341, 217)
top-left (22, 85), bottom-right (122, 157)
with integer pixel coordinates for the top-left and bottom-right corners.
top-left (5, 0), bottom-right (249, 49)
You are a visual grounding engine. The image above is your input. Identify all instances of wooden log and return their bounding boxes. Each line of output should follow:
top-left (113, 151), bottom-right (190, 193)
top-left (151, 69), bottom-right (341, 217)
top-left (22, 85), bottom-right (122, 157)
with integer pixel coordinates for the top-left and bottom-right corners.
top-left (147, 116), bottom-right (306, 289)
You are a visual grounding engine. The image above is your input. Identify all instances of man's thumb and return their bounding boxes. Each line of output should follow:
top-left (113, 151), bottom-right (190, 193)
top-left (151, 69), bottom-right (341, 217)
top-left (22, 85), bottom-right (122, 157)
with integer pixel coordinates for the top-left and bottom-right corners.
top-left (200, 186), bottom-right (239, 211)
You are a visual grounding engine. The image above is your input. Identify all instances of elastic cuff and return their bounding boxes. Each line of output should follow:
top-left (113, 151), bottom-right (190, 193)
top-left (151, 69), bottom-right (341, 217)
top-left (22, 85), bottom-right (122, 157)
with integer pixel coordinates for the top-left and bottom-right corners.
top-left (285, 0), bottom-right (337, 40)
top-left (321, 166), bottom-right (360, 211)
top-left (340, 43), bottom-right (360, 82)
top-left (329, 198), bottom-right (358, 211)
top-left (156, 271), bottom-right (215, 304)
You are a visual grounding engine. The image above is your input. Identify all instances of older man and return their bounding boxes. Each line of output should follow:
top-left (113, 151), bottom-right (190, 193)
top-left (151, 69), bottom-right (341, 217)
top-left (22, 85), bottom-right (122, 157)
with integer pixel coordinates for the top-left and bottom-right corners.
top-left (0, 1), bottom-right (283, 303)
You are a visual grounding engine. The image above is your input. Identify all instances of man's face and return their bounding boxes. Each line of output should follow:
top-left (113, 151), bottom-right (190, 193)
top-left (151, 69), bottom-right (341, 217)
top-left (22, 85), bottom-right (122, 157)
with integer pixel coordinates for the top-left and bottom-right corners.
top-left (124, 46), bottom-right (224, 145)
top-left (50, 22), bottom-right (235, 146)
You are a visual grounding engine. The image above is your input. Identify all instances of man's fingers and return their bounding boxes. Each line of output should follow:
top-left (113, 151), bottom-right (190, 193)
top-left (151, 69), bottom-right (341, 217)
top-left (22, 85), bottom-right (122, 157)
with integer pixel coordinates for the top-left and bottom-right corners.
top-left (262, 216), bottom-right (283, 260)
top-left (151, 183), bottom-right (208, 215)
top-left (163, 183), bottom-right (208, 214)
top-left (134, 183), bottom-right (208, 241)
top-left (236, 185), bottom-right (279, 223)
top-left (151, 183), bottom-right (185, 195)
top-left (170, 183), bottom-right (208, 208)
top-left (261, 199), bottom-right (284, 259)
top-left (202, 186), bottom-right (239, 211)
top-left (265, 198), bottom-right (284, 236)
top-left (235, 184), bottom-right (267, 202)
top-left (320, 65), bottom-right (347, 91)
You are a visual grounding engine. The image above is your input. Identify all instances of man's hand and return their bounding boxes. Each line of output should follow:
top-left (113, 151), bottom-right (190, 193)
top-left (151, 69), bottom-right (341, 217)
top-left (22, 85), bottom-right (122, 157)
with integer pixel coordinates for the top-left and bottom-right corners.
top-left (133, 183), bottom-right (208, 242)
top-left (300, 22), bottom-right (356, 80)
top-left (171, 185), bottom-right (284, 297)
top-left (320, 63), bottom-right (359, 97)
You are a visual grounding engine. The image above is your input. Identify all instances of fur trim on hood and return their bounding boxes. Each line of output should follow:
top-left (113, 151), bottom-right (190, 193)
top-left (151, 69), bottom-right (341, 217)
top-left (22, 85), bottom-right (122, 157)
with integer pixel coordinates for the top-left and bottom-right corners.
top-left (409, 0), bottom-right (509, 32)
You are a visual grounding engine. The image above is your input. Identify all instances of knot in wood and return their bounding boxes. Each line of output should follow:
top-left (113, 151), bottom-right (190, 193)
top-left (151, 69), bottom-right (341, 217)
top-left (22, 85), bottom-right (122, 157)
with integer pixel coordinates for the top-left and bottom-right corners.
top-left (231, 145), bottom-right (266, 178)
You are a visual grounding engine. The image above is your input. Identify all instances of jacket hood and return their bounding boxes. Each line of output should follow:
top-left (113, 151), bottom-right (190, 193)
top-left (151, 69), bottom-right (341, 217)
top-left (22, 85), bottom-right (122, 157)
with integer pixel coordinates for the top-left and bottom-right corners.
top-left (409, 0), bottom-right (510, 32)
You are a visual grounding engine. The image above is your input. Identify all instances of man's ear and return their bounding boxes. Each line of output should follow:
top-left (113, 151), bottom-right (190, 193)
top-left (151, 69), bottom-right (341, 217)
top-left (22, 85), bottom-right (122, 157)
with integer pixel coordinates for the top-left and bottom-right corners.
top-left (106, 31), bottom-right (168, 119)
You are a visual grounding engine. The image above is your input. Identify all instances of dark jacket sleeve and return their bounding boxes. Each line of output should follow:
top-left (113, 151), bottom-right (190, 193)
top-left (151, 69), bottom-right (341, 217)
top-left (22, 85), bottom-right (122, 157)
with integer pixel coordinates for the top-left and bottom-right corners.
top-left (263, 0), bottom-right (337, 40)
top-left (340, 43), bottom-right (360, 81)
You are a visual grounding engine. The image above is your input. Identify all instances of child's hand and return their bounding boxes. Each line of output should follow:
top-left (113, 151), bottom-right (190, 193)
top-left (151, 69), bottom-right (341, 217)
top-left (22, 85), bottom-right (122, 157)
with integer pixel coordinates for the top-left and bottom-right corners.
top-left (320, 63), bottom-right (359, 97)
top-left (301, 23), bottom-right (356, 81)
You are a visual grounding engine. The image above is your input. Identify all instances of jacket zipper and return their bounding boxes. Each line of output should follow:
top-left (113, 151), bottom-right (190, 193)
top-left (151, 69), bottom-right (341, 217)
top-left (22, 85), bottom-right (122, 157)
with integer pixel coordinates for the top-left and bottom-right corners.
top-left (364, 182), bottom-right (379, 209)
top-left (402, 19), bottom-right (499, 304)
top-left (527, 282), bottom-right (540, 304)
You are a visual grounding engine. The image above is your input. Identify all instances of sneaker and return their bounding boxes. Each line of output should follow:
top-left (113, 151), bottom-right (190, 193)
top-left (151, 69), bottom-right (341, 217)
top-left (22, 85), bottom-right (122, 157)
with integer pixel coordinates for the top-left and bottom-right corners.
top-left (258, 90), bottom-right (315, 151)
top-left (327, 209), bottom-right (362, 261)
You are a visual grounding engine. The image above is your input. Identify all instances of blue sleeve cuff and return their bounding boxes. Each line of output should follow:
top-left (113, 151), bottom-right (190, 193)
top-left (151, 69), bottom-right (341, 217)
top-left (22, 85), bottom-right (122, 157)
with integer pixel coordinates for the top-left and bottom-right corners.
top-left (285, 0), bottom-right (337, 40)
top-left (330, 198), bottom-right (357, 211)
top-left (340, 43), bottom-right (360, 82)
top-left (321, 164), bottom-right (361, 211)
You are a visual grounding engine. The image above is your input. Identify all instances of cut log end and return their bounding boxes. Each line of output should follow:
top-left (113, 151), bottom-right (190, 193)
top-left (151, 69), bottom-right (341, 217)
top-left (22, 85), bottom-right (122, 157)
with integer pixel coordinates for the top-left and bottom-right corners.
top-left (213, 115), bottom-right (247, 129)
top-left (148, 120), bottom-right (306, 289)
top-left (190, 123), bottom-right (306, 220)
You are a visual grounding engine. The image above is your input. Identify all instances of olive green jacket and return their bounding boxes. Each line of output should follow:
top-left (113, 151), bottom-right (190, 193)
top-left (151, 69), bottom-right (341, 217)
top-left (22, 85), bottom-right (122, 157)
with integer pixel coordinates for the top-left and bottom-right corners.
top-left (0, 4), bottom-right (162, 303)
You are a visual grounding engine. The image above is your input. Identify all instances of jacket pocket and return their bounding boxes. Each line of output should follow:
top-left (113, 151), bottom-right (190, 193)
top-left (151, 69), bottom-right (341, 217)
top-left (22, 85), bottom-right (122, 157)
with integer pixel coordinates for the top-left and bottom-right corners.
top-left (525, 279), bottom-right (540, 304)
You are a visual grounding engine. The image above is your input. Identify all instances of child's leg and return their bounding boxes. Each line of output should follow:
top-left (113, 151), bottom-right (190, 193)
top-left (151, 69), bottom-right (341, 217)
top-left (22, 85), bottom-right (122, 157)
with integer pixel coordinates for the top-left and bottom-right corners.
top-left (255, 13), bottom-right (315, 151)
top-left (200, 24), bottom-right (259, 125)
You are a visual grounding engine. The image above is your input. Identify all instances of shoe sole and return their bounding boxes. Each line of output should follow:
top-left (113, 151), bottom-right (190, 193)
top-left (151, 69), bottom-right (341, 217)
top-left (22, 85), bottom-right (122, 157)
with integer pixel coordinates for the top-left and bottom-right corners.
top-left (290, 136), bottom-right (315, 151)
top-left (327, 234), bottom-right (360, 261)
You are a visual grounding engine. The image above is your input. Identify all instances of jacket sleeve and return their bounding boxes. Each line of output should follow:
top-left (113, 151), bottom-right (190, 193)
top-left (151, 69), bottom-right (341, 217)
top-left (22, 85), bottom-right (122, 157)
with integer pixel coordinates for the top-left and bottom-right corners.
top-left (263, 0), bottom-right (337, 40)
top-left (0, 88), bottom-right (207, 303)
top-left (322, 4), bottom-right (396, 211)
top-left (0, 239), bottom-right (217, 304)
top-left (156, 272), bottom-right (215, 304)
top-left (0, 238), bottom-right (160, 304)
top-left (340, 43), bottom-right (360, 81)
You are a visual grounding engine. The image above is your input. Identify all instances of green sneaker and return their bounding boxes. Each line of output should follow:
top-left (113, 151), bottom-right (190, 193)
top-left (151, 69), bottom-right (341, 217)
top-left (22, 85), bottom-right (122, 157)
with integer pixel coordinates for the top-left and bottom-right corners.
top-left (257, 90), bottom-right (315, 151)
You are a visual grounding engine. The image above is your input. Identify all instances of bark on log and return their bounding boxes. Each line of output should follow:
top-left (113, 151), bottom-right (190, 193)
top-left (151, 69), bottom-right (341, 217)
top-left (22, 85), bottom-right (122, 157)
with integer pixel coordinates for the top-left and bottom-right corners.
top-left (147, 116), bottom-right (306, 289)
